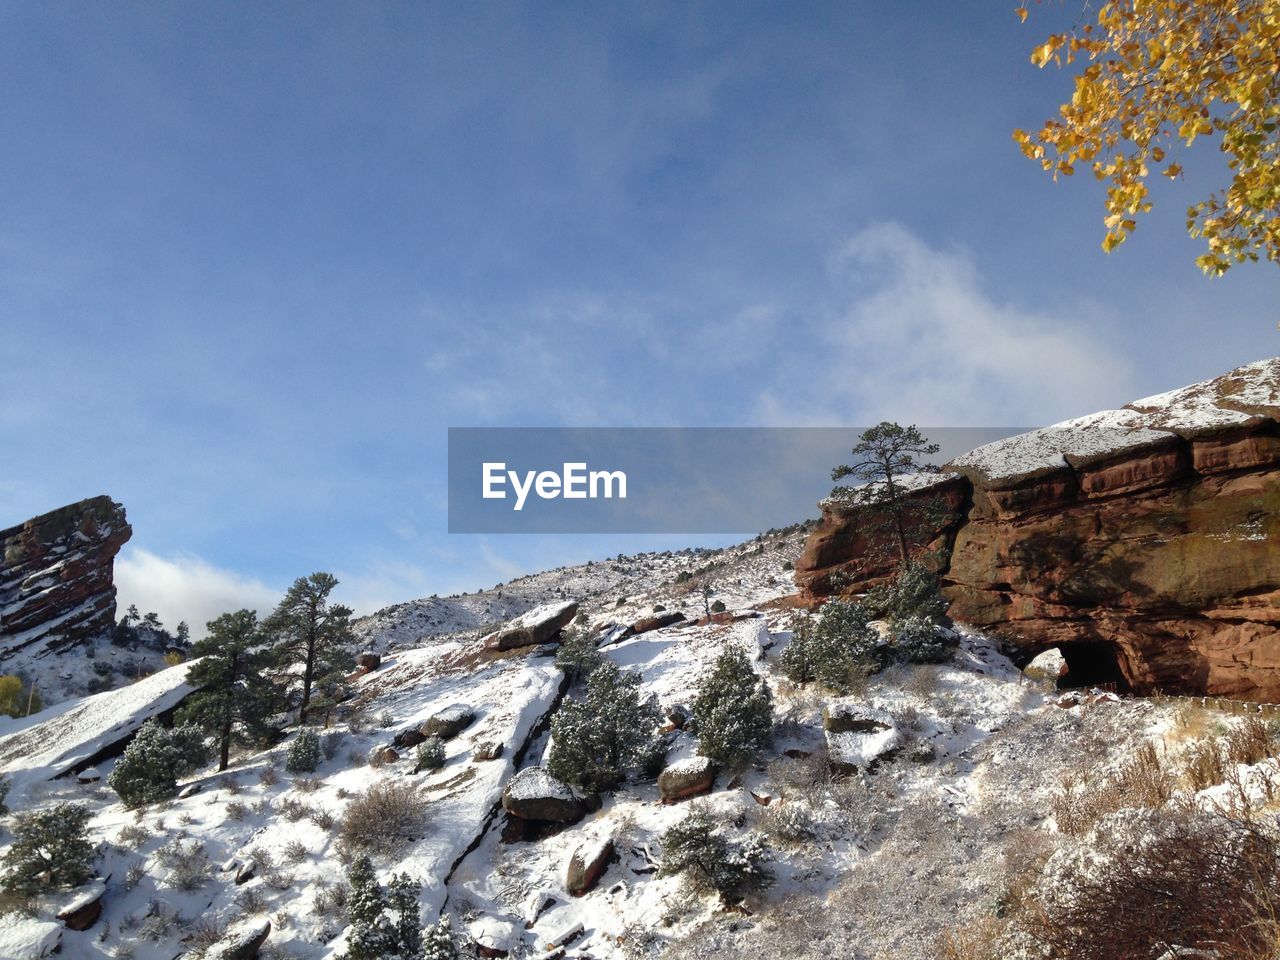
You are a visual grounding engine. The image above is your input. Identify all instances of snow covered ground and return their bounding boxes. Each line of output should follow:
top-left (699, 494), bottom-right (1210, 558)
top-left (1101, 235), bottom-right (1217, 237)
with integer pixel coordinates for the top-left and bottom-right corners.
top-left (0, 523), bottom-right (1270, 959)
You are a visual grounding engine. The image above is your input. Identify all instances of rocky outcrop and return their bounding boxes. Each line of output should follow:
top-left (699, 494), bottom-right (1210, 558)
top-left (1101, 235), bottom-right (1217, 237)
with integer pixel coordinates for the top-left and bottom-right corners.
top-left (483, 601), bottom-right (578, 651)
top-left (796, 359), bottom-right (1280, 700)
top-left (0, 496), bottom-right (131, 659)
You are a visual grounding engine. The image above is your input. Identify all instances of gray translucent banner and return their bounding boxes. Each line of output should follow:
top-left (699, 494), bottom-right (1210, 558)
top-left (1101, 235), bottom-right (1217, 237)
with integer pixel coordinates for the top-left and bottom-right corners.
top-left (448, 427), bottom-right (1022, 534)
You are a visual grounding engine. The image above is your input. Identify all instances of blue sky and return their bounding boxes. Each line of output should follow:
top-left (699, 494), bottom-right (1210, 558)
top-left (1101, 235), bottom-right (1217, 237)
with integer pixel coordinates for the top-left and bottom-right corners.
top-left (2, 2), bottom-right (1276, 631)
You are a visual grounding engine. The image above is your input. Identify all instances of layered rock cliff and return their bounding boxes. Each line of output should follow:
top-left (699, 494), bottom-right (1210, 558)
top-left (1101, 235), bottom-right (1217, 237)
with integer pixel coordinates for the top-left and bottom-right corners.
top-left (796, 358), bottom-right (1280, 700)
top-left (0, 496), bottom-right (132, 661)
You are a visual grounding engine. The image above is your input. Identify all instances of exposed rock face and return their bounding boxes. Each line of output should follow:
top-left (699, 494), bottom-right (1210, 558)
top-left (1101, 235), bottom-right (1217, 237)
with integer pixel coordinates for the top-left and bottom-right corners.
top-left (0, 496), bottom-right (131, 659)
top-left (484, 601), bottom-right (578, 651)
top-left (796, 360), bottom-right (1280, 700)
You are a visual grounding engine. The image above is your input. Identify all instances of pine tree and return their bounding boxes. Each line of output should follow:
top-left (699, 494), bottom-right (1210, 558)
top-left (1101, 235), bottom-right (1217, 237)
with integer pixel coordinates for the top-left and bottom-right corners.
top-left (659, 802), bottom-right (773, 903)
top-left (830, 422), bottom-right (947, 569)
top-left (286, 728), bottom-right (323, 774)
top-left (265, 573), bottom-right (356, 724)
top-left (1, 802), bottom-right (95, 894)
top-left (779, 600), bottom-right (889, 693)
top-left (422, 916), bottom-right (457, 960)
top-left (107, 720), bottom-right (209, 807)
top-left (692, 647), bottom-right (773, 772)
top-left (387, 873), bottom-right (423, 960)
top-left (179, 610), bottom-right (281, 771)
top-left (547, 661), bottom-right (662, 794)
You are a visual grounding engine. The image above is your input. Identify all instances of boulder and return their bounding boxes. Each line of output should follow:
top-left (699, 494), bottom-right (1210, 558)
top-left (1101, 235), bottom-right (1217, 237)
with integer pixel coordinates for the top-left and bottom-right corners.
top-left (596, 622), bottom-right (634, 647)
top-left (76, 767), bottom-right (102, 784)
top-left (565, 832), bottom-right (615, 896)
top-left (472, 739), bottom-right (504, 761)
top-left (234, 860), bottom-right (258, 885)
top-left (421, 704), bottom-right (476, 740)
top-left (664, 704), bottom-right (691, 730)
top-left (822, 701), bottom-right (895, 734)
top-left (356, 652), bottom-right (382, 671)
top-left (483, 601), bottom-right (578, 651)
top-left (501, 767), bottom-right (586, 824)
top-left (658, 756), bottom-right (717, 803)
top-left (206, 918), bottom-right (271, 960)
top-left (56, 881), bottom-right (105, 931)
top-left (394, 728), bottom-right (427, 749)
top-left (372, 745), bottom-right (400, 765)
top-left (632, 611), bottom-right (686, 634)
top-left (826, 717), bottom-right (902, 774)
top-left (0, 919), bottom-right (61, 959)
top-left (795, 359), bottom-right (1280, 701)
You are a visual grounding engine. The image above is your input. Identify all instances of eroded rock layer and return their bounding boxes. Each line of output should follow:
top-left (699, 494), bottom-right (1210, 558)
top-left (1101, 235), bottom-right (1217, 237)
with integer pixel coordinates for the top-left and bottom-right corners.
top-left (795, 359), bottom-right (1280, 700)
top-left (0, 496), bottom-right (132, 659)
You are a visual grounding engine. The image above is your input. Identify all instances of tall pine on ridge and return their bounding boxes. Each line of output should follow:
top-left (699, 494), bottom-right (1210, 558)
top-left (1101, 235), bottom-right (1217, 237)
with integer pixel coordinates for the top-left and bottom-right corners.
top-left (180, 609), bottom-right (282, 771)
top-left (266, 572), bottom-right (356, 724)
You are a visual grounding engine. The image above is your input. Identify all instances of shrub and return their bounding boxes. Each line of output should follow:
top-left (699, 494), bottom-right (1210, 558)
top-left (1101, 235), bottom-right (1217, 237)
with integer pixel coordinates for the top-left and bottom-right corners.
top-left (108, 721), bottom-right (209, 808)
top-left (895, 615), bottom-right (950, 664)
top-left (758, 800), bottom-right (817, 846)
top-left (554, 625), bottom-right (604, 682)
top-left (779, 601), bottom-right (887, 692)
top-left (864, 564), bottom-right (949, 627)
top-left (0, 775), bottom-right (9, 815)
top-left (1024, 808), bottom-right (1280, 960)
top-left (338, 780), bottom-right (428, 856)
top-left (414, 737), bottom-right (447, 773)
top-left (0, 802), bottom-right (95, 894)
top-left (659, 802), bottom-right (773, 902)
top-left (547, 661), bottom-right (663, 794)
top-left (1051, 741), bottom-right (1175, 837)
top-left (155, 837), bottom-right (211, 891)
top-left (422, 915), bottom-right (458, 960)
top-left (710, 599), bottom-right (727, 613)
top-left (285, 729), bottom-right (322, 774)
top-left (692, 648), bottom-right (773, 772)
top-left (341, 856), bottom-right (423, 960)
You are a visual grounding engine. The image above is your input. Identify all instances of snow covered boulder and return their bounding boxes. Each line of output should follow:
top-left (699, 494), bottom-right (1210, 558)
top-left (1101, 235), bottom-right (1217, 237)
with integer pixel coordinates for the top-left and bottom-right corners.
top-left (1025, 647), bottom-right (1067, 682)
top-left (826, 721), bottom-right (901, 773)
top-left (658, 755), bottom-right (717, 803)
top-left (421, 704), bottom-right (477, 739)
top-left (472, 739), bottom-right (504, 761)
top-left (0, 917), bottom-right (61, 959)
top-left (483, 600), bottom-right (578, 651)
top-left (596, 622), bottom-right (634, 647)
top-left (821, 701), bottom-right (895, 734)
top-left (632, 611), bottom-right (685, 634)
top-left (565, 831), bottom-right (615, 896)
top-left (501, 766), bottom-right (586, 824)
top-left (206, 918), bottom-right (270, 960)
top-left (55, 880), bottom-right (105, 931)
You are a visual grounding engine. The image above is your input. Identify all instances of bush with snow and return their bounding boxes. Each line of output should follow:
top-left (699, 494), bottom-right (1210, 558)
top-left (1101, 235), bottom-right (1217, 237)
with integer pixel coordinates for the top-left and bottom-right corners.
top-left (338, 779), bottom-right (428, 856)
top-left (554, 624), bottom-right (604, 682)
top-left (0, 801), bottom-right (95, 894)
top-left (865, 565), bottom-right (949, 627)
top-left (286, 728), bottom-right (323, 774)
top-left (660, 802), bottom-right (774, 902)
top-left (414, 736), bottom-right (447, 772)
top-left (340, 856), bottom-right (423, 960)
top-left (547, 661), bottom-right (663, 794)
top-left (422, 915), bottom-right (458, 960)
top-left (895, 615), bottom-right (950, 664)
top-left (108, 720), bottom-right (210, 808)
top-left (780, 600), bottom-right (887, 693)
top-left (693, 647), bottom-right (773, 771)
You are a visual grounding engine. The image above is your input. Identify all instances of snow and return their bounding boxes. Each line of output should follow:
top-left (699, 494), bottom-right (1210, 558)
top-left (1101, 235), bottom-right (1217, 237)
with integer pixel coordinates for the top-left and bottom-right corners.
top-left (0, 916), bottom-right (61, 960)
top-left (662, 756), bottom-right (714, 778)
top-left (506, 766), bottom-right (578, 803)
top-left (0, 659), bottom-right (197, 800)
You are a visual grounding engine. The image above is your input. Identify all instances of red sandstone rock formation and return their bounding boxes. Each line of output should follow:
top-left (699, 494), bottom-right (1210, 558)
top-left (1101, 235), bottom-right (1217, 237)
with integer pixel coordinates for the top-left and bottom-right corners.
top-left (0, 496), bottom-right (132, 659)
top-left (795, 359), bottom-right (1280, 700)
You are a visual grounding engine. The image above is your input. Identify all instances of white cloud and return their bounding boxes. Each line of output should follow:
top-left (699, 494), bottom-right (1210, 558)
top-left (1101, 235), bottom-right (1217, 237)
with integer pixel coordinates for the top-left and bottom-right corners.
top-left (758, 222), bottom-right (1134, 427)
top-left (115, 548), bottom-right (280, 638)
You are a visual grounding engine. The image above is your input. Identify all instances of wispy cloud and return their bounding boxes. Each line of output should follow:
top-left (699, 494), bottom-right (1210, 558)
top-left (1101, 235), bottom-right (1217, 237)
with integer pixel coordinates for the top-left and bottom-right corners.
top-left (114, 548), bottom-right (280, 638)
top-left (758, 222), bottom-right (1134, 427)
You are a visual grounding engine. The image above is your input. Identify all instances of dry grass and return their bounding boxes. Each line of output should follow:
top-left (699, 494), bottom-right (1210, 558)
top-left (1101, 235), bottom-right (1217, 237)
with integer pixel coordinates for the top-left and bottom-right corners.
top-left (1051, 740), bottom-right (1175, 836)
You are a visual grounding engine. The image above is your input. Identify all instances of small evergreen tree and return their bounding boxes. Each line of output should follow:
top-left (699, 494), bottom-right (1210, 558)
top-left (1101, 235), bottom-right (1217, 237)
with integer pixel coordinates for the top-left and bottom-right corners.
top-left (692, 647), bottom-right (773, 771)
top-left (107, 720), bottom-right (209, 807)
top-left (864, 564), bottom-right (950, 627)
top-left (266, 573), bottom-right (357, 724)
top-left (180, 609), bottom-right (282, 771)
top-left (659, 802), bottom-right (773, 903)
top-left (547, 661), bottom-right (663, 794)
top-left (341, 856), bottom-right (423, 960)
top-left (554, 624), bottom-right (604, 683)
top-left (0, 802), bottom-right (95, 894)
top-left (0, 775), bottom-right (10, 815)
top-left (895, 615), bottom-right (950, 664)
top-left (779, 600), bottom-right (889, 693)
top-left (286, 728), bottom-right (323, 774)
top-left (422, 916), bottom-right (458, 960)
top-left (413, 737), bottom-right (446, 773)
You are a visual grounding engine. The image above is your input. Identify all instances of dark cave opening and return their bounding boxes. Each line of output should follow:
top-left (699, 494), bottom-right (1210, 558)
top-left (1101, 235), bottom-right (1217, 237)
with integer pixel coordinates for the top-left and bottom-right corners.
top-left (1058, 641), bottom-right (1130, 692)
